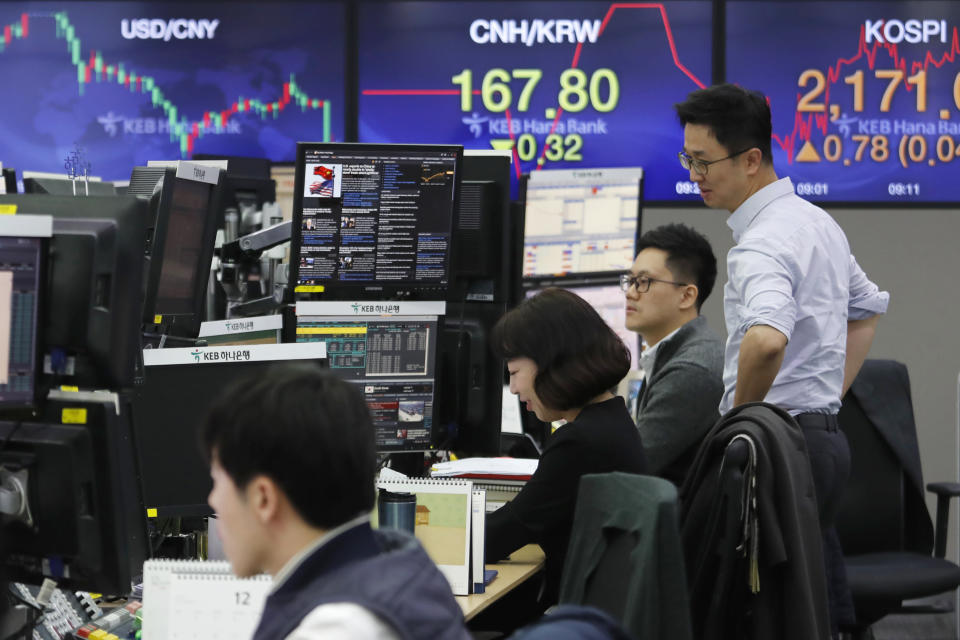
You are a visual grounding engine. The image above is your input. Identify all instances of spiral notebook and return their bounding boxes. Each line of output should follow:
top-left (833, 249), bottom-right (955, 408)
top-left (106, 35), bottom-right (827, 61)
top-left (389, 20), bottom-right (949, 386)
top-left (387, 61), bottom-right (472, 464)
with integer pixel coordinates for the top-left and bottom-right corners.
top-left (142, 559), bottom-right (272, 640)
top-left (375, 478), bottom-right (474, 595)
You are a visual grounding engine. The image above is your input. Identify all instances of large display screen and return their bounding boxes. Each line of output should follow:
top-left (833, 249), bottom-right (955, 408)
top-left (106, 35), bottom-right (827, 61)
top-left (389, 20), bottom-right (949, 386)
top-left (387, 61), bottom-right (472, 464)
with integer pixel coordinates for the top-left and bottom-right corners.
top-left (357, 1), bottom-right (712, 202)
top-left (727, 1), bottom-right (960, 203)
top-left (0, 2), bottom-right (345, 180)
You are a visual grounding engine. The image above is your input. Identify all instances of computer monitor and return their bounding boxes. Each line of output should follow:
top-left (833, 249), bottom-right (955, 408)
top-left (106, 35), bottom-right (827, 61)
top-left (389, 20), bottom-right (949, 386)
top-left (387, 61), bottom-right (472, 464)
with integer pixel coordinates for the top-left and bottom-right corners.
top-left (22, 174), bottom-right (116, 197)
top-left (0, 225), bottom-right (45, 409)
top-left (192, 154), bottom-right (277, 229)
top-left (521, 167), bottom-right (643, 283)
top-left (436, 152), bottom-right (513, 455)
top-left (290, 143), bottom-right (462, 301)
top-left (131, 343), bottom-right (327, 518)
top-left (525, 283), bottom-right (640, 371)
top-left (2, 168), bottom-right (17, 194)
top-left (294, 315), bottom-right (440, 452)
top-left (447, 151), bottom-right (513, 304)
top-left (128, 165), bottom-right (225, 336)
top-left (1, 396), bottom-right (148, 595)
top-left (0, 195), bottom-right (148, 389)
top-left (435, 302), bottom-right (505, 456)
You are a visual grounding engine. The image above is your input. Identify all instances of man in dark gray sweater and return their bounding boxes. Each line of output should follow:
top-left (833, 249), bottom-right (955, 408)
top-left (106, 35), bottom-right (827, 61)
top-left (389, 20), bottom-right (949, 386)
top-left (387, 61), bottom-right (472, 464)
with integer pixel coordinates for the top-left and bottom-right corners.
top-left (621, 224), bottom-right (724, 486)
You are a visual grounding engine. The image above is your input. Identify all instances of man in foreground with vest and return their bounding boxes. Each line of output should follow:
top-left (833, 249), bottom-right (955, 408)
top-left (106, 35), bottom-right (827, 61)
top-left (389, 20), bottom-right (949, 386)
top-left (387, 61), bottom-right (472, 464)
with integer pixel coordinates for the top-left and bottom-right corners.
top-left (201, 364), bottom-right (470, 640)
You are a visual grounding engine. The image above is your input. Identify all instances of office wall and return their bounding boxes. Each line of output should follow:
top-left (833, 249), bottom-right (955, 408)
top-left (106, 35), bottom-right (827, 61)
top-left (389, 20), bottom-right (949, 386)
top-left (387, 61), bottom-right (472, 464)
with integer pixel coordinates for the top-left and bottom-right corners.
top-left (644, 205), bottom-right (960, 560)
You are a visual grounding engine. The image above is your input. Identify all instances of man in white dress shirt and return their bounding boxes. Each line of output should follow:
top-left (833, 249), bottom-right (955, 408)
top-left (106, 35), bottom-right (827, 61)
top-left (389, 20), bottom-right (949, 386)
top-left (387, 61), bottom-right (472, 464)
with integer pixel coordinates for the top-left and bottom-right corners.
top-left (202, 364), bottom-right (470, 640)
top-left (675, 83), bottom-right (889, 634)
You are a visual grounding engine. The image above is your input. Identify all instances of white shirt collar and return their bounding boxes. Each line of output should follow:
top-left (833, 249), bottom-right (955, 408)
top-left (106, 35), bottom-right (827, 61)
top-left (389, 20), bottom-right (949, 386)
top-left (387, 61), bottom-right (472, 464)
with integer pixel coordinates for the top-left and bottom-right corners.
top-left (639, 325), bottom-right (683, 382)
top-left (270, 513), bottom-right (371, 593)
top-left (726, 177), bottom-right (795, 242)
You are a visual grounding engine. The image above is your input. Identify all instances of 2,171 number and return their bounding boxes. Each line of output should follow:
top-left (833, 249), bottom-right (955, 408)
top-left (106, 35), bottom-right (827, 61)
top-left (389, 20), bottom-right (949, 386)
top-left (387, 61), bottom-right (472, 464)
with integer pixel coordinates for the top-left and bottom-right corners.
top-left (798, 68), bottom-right (960, 113)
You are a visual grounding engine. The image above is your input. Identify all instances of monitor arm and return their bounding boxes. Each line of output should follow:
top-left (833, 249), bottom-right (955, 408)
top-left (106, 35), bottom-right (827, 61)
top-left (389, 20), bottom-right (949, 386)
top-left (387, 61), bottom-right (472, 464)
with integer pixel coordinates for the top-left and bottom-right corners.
top-left (221, 219), bottom-right (291, 259)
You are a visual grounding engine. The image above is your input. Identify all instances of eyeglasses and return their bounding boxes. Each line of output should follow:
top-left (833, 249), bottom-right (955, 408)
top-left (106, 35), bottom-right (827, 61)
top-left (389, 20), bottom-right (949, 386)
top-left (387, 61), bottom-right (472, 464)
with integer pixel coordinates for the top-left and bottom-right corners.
top-left (620, 273), bottom-right (687, 293)
top-left (678, 148), bottom-right (751, 176)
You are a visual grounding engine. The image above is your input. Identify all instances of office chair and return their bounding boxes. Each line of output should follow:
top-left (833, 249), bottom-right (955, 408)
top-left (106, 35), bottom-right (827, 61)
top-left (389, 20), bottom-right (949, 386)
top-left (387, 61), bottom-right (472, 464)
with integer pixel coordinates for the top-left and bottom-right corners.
top-left (507, 605), bottom-right (634, 640)
top-left (558, 472), bottom-right (692, 640)
top-left (836, 359), bottom-right (960, 637)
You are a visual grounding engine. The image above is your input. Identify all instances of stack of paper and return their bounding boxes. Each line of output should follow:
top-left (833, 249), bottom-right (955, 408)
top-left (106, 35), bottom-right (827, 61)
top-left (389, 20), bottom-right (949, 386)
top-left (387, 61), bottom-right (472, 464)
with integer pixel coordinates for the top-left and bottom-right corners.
top-left (431, 457), bottom-right (539, 481)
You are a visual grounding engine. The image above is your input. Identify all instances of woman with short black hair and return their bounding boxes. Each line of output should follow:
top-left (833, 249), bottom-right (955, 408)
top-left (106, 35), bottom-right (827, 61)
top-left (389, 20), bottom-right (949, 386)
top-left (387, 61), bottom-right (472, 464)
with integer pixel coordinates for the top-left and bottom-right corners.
top-left (486, 288), bottom-right (648, 608)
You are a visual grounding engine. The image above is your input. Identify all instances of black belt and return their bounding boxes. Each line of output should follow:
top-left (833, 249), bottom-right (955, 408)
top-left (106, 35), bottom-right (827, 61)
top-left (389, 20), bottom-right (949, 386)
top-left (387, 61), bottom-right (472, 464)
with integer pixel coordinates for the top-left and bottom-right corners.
top-left (795, 413), bottom-right (839, 432)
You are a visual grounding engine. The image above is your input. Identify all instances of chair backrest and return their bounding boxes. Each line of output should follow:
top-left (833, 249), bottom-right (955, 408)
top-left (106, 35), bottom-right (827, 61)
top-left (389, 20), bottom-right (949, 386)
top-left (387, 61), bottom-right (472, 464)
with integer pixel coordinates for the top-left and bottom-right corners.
top-left (836, 388), bottom-right (906, 554)
top-left (507, 605), bottom-right (635, 640)
top-left (836, 359), bottom-right (934, 556)
top-left (559, 472), bottom-right (692, 640)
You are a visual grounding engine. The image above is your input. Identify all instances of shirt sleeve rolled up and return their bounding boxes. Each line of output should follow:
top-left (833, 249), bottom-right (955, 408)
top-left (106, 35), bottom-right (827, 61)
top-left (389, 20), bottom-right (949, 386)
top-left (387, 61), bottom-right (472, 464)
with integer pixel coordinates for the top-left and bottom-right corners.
top-left (847, 254), bottom-right (890, 320)
top-left (728, 244), bottom-right (797, 341)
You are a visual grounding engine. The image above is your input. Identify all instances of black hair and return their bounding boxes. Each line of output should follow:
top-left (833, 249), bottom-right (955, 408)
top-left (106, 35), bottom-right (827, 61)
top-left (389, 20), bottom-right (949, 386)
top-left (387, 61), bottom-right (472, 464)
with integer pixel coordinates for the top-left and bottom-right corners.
top-left (491, 288), bottom-right (630, 411)
top-left (200, 364), bottom-right (375, 529)
top-left (675, 83), bottom-right (773, 165)
top-left (635, 223), bottom-right (717, 311)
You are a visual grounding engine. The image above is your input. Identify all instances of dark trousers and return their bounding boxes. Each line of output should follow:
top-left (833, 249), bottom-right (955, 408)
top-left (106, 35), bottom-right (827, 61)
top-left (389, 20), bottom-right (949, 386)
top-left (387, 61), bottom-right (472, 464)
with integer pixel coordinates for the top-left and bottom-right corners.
top-left (796, 413), bottom-right (856, 632)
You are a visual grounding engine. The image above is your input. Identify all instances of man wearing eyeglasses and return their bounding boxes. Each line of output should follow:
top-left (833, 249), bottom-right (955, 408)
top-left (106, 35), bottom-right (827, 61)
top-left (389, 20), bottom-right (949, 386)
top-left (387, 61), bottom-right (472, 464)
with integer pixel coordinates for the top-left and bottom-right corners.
top-left (621, 223), bottom-right (724, 486)
top-left (675, 83), bottom-right (889, 633)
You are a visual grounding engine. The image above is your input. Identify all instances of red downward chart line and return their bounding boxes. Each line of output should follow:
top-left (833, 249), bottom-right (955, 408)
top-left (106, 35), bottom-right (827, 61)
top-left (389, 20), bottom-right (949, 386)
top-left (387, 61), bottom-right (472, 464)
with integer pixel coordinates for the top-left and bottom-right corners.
top-left (774, 23), bottom-right (960, 164)
top-left (537, 2), bottom-right (706, 170)
top-left (361, 2), bottom-right (706, 177)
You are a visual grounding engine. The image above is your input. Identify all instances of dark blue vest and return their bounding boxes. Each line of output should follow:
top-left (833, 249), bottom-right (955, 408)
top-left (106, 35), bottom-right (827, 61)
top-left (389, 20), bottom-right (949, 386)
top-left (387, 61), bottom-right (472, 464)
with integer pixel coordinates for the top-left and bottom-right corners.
top-left (253, 521), bottom-right (470, 640)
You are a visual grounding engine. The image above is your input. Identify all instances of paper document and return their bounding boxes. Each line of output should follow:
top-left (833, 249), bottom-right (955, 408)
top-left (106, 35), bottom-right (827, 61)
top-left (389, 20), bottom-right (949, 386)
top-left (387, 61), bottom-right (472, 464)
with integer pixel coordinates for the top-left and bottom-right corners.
top-left (500, 385), bottom-right (523, 434)
top-left (431, 457), bottom-right (538, 479)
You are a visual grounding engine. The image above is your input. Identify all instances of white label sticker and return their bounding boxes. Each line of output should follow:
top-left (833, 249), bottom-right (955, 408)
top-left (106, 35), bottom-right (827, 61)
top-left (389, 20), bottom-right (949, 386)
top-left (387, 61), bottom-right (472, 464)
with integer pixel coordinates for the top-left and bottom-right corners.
top-left (295, 300), bottom-right (446, 317)
top-left (174, 161), bottom-right (220, 185)
top-left (198, 314), bottom-right (284, 337)
top-left (143, 342), bottom-right (326, 367)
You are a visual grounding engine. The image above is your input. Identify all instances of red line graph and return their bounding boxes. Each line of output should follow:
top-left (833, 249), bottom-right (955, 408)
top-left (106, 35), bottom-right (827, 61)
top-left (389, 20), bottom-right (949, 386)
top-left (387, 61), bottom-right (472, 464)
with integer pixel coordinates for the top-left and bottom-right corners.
top-left (774, 24), bottom-right (960, 163)
top-left (361, 2), bottom-right (706, 172)
top-left (599, 3), bottom-right (705, 88)
top-left (364, 89), bottom-right (460, 95)
top-left (538, 2), bottom-right (706, 167)
top-left (505, 108), bottom-right (521, 177)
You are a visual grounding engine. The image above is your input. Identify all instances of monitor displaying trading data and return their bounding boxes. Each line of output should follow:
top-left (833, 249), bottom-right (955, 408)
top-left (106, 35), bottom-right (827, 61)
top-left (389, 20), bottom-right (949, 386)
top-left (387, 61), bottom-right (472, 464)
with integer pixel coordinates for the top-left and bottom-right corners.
top-left (522, 167), bottom-right (642, 279)
top-left (295, 315), bottom-right (439, 451)
top-left (727, 1), bottom-right (960, 203)
top-left (526, 284), bottom-right (639, 370)
top-left (292, 144), bottom-right (461, 300)
top-left (357, 0), bottom-right (712, 201)
top-left (0, 2), bottom-right (345, 180)
top-left (0, 236), bottom-right (43, 407)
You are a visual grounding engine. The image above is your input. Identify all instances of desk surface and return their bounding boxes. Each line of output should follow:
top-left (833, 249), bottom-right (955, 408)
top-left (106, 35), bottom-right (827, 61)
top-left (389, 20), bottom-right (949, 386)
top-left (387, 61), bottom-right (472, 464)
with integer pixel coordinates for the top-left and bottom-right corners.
top-left (456, 544), bottom-right (545, 621)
